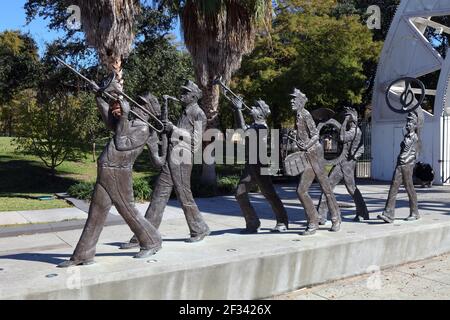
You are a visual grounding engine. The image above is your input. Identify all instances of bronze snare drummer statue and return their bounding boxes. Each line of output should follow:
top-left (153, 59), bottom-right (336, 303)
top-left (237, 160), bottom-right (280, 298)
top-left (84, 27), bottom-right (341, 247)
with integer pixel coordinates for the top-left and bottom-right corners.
top-left (289, 89), bottom-right (342, 235)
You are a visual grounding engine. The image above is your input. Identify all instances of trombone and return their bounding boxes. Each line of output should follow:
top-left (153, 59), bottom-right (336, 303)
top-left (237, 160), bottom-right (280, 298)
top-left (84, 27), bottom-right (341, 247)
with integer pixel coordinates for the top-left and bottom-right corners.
top-left (56, 57), bottom-right (165, 133)
top-left (213, 76), bottom-right (252, 113)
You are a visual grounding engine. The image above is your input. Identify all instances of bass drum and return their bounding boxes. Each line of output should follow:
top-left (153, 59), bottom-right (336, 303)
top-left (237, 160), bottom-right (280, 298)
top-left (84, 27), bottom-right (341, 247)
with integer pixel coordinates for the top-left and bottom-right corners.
top-left (283, 151), bottom-right (310, 177)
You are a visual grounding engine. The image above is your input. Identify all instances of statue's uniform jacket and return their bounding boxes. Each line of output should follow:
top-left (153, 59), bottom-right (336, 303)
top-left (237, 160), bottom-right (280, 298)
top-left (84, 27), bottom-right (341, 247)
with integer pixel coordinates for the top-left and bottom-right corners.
top-left (143, 102), bottom-right (210, 237)
top-left (295, 108), bottom-right (341, 227)
top-left (70, 97), bottom-right (162, 262)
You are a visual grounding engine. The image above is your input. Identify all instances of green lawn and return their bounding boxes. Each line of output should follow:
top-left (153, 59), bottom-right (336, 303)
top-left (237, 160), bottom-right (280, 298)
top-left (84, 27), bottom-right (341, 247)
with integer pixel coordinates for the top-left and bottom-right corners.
top-left (0, 137), bottom-right (155, 212)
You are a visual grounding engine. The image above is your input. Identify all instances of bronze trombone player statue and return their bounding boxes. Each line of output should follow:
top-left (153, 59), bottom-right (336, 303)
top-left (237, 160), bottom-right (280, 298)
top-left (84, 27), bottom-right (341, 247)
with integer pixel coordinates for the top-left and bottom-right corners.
top-left (289, 89), bottom-right (341, 235)
top-left (58, 77), bottom-right (165, 268)
top-left (216, 77), bottom-right (289, 233)
top-left (317, 107), bottom-right (369, 223)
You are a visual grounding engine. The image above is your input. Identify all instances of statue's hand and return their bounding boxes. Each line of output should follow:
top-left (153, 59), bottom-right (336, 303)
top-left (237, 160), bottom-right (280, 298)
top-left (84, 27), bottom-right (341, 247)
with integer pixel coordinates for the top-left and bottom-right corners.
top-left (163, 120), bottom-right (174, 133)
top-left (121, 101), bottom-right (131, 116)
top-left (231, 97), bottom-right (243, 110)
top-left (297, 140), bottom-right (307, 151)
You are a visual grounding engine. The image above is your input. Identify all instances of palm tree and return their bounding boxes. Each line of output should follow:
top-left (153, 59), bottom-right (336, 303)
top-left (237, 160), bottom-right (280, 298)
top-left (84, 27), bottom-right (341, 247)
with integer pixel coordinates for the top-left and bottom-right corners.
top-left (170, 0), bottom-right (273, 186)
top-left (75, 0), bottom-right (272, 187)
top-left (73, 0), bottom-right (140, 89)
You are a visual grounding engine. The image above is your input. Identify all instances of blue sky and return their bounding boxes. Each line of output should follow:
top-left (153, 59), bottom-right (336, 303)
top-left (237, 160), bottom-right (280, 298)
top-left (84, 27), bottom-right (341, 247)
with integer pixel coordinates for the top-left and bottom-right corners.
top-left (0, 1), bottom-right (182, 55)
top-left (0, 0), bottom-right (64, 55)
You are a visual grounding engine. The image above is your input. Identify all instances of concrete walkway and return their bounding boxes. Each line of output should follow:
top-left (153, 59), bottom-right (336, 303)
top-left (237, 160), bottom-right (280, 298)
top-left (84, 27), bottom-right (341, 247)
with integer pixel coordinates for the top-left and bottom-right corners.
top-left (0, 182), bottom-right (450, 299)
top-left (270, 253), bottom-right (450, 300)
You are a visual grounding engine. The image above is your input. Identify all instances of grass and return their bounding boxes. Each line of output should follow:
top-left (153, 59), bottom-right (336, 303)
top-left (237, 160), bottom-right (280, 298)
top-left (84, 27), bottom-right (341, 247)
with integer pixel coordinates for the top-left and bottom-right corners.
top-left (0, 137), bottom-right (158, 212)
top-left (0, 195), bottom-right (72, 211)
top-left (0, 137), bottom-right (248, 212)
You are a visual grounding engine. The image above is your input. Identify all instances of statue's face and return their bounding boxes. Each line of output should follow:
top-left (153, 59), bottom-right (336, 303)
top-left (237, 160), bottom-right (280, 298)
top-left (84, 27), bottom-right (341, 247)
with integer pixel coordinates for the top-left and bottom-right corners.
top-left (251, 106), bottom-right (265, 122)
top-left (291, 95), bottom-right (305, 111)
top-left (406, 118), bottom-right (416, 133)
top-left (180, 89), bottom-right (197, 105)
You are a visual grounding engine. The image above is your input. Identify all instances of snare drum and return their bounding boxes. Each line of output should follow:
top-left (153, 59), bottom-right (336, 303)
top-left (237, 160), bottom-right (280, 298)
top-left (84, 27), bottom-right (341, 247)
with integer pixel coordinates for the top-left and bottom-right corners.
top-left (283, 151), bottom-right (310, 177)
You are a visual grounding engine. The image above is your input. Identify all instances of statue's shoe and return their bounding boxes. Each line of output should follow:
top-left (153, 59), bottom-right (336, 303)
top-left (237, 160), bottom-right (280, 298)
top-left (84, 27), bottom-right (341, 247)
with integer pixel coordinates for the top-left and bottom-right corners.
top-left (301, 227), bottom-right (318, 236)
top-left (270, 222), bottom-right (289, 233)
top-left (240, 228), bottom-right (259, 234)
top-left (378, 214), bottom-right (394, 224)
top-left (405, 214), bottom-right (420, 221)
top-left (120, 241), bottom-right (140, 250)
top-left (57, 259), bottom-right (95, 268)
top-left (134, 246), bottom-right (161, 259)
top-left (185, 230), bottom-right (211, 243)
top-left (329, 222), bottom-right (341, 232)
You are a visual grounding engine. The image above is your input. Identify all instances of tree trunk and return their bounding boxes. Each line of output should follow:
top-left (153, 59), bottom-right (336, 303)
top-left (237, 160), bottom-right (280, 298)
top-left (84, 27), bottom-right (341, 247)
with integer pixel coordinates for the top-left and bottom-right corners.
top-left (199, 82), bottom-right (220, 188)
top-left (92, 142), bottom-right (96, 162)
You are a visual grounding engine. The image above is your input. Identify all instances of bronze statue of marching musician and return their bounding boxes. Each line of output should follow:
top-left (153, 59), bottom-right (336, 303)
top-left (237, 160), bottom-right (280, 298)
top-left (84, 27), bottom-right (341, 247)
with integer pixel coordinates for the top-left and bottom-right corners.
top-left (378, 107), bottom-right (424, 223)
top-left (229, 98), bottom-right (289, 234)
top-left (317, 107), bottom-right (369, 223)
top-left (58, 77), bottom-right (165, 268)
top-left (121, 80), bottom-right (211, 249)
top-left (286, 89), bottom-right (342, 235)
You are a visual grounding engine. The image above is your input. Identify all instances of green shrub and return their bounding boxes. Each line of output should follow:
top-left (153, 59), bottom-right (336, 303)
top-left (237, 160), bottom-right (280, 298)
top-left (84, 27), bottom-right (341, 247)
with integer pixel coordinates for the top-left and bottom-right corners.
top-left (133, 177), bottom-right (152, 202)
top-left (67, 182), bottom-right (95, 200)
top-left (217, 175), bottom-right (240, 194)
top-left (67, 177), bottom-right (152, 202)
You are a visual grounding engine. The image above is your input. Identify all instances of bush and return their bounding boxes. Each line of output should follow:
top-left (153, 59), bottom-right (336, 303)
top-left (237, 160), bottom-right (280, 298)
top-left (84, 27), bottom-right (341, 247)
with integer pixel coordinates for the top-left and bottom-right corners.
top-left (67, 182), bottom-right (94, 201)
top-left (217, 175), bottom-right (240, 194)
top-left (133, 177), bottom-right (152, 202)
top-left (68, 177), bottom-right (153, 202)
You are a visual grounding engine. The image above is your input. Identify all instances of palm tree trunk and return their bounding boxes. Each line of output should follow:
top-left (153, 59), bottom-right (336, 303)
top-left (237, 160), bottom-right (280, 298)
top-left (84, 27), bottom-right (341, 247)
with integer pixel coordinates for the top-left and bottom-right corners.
top-left (199, 82), bottom-right (220, 187)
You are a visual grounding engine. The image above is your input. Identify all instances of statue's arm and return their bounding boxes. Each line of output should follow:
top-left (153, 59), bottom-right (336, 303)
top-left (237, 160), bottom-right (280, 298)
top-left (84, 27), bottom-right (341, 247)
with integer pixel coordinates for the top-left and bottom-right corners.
top-left (234, 108), bottom-right (247, 130)
top-left (115, 114), bottom-right (150, 151)
top-left (96, 95), bottom-right (116, 131)
top-left (147, 131), bottom-right (167, 169)
top-left (305, 112), bottom-right (319, 149)
top-left (192, 111), bottom-right (207, 154)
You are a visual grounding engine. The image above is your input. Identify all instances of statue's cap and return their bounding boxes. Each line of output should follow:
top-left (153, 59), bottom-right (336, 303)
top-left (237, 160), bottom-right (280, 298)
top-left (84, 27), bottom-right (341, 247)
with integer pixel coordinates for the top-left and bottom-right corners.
top-left (139, 92), bottom-right (161, 116)
top-left (344, 106), bottom-right (358, 119)
top-left (254, 99), bottom-right (271, 117)
top-left (290, 88), bottom-right (308, 102)
top-left (181, 80), bottom-right (203, 99)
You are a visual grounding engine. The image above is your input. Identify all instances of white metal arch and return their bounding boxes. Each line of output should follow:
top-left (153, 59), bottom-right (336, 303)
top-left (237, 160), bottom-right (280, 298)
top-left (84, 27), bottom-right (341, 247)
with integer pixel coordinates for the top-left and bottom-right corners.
top-left (372, 0), bottom-right (450, 184)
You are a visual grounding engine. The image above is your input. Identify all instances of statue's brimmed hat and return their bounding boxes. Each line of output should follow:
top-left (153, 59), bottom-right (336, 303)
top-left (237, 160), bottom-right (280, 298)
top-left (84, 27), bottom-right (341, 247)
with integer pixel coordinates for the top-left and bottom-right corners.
top-left (344, 106), bottom-right (358, 122)
top-left (254, 100), bottom-right (271, 118)
top-left (139, 92), bottom-right (161, 116)
top-left (290, 88), bottom-right (308, 104)
top-left (181, 80), bottom-right (203, 99)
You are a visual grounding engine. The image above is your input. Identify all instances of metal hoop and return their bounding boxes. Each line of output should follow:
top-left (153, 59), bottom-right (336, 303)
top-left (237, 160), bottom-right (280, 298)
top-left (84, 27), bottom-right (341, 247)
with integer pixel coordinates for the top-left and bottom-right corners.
top-left (385, 77), bottom-right (426, 114)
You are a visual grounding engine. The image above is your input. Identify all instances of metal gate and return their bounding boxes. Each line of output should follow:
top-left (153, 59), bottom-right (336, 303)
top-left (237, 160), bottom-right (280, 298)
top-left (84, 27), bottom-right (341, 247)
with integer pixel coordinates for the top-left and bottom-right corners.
top-left (356, 120), bottom-right (372, 178)
top-left (441, 115), bottom-right (450, 184)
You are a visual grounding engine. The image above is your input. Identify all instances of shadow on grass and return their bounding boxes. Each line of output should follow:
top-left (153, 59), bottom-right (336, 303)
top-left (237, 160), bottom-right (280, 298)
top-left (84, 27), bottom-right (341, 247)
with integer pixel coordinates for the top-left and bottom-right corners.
top-left (0, 156), bottom-right (79, 194)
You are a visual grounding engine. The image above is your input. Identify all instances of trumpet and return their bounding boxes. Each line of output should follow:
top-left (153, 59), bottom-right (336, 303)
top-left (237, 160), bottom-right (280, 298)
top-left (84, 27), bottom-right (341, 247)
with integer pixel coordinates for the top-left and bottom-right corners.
top-left (213, 76), bottom-right (252, 112)
top-left (56, 57), bottom-right (165, 133)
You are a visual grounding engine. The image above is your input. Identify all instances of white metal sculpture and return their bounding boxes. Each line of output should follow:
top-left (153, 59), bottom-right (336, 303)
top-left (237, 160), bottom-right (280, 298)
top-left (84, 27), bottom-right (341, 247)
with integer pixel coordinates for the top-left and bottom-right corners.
top-left (372, 0), bottom-right (450, 184)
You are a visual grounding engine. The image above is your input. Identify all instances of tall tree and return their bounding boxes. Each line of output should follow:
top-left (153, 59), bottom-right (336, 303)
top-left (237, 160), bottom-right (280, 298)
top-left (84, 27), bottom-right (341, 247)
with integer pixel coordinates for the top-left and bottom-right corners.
top-left (156, 0), bottom-right (273, 186)
top-left (231, 0), bottom-right (381, 128)
top-left (0, 31), bottom-right (40, 136)
top-left (72, 0), bottom-right (140, 90)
